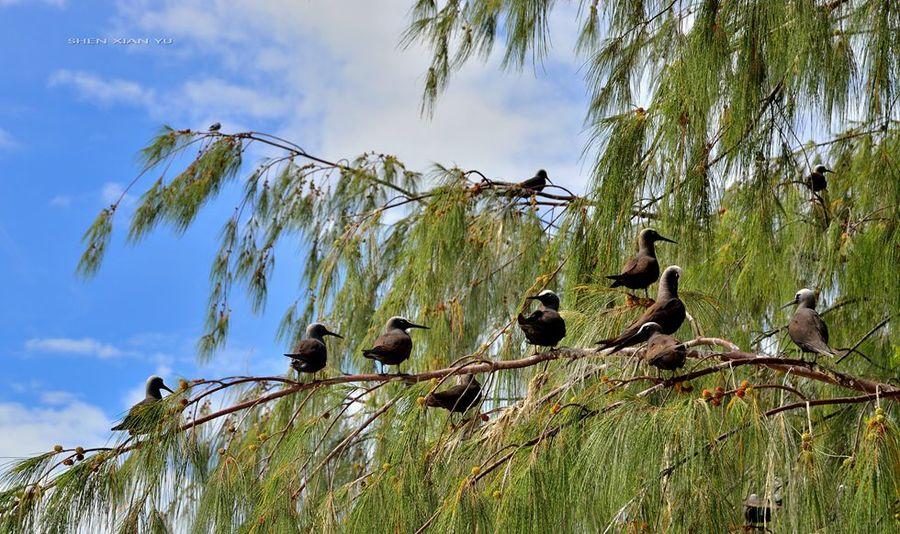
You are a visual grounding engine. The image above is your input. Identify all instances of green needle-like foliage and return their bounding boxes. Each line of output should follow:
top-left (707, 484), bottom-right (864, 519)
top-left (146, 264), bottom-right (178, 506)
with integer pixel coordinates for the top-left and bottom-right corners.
top-left (4, 1), bottom-right (900, 532)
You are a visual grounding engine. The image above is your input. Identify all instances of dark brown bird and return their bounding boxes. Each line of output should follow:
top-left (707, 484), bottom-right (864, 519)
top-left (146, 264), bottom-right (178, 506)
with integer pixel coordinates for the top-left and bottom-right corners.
top-left (782, 288), bottom-right (837, 358)
top-left (517, 169), bottom-right (551, 193)
top-left (606, 228), bottom-right (677, 297)
top-left (111, 375), bottom-right (174, 434)
top-left (597, 266), bottom-right (685, 352)
top-left (807, 164), bottom-right (833, 192)
top-left (517, 290), bottom-right (566, 347)
top-left (362, 316), bottom-right (429, 374)
top-left (284, 323), bottom-right (342, 378)
top-left (425, 374), bottom-right (482, 413)
top-left (743, 492), bottom-right (782, 526)
top-left (623, 322), bottom-right (687, 372)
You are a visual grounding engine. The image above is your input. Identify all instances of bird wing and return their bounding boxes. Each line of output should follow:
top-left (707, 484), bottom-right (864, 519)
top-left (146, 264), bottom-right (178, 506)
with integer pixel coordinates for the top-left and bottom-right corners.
top-left (362, 331), bottom-right (411, 362)
top-left (642, 298), bottom-right (685, 333)
top-left (612, 255), bottom-right (651, 279)
top-left (599, 299), bottom-right (684, 350)
top-left (111, 398), bottom-right (156, 432)
top-left (790, 309), bottom-right (834, 355)
top-left (285, 339), bottom-right (324, 362)
top-left (517, 309), bottom-right (544, 325)
top-left (426, 382), bottom-right (482, 411)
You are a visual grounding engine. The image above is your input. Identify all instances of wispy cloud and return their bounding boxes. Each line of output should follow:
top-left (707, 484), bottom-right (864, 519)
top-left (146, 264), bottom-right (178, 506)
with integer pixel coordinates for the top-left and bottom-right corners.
top-left (0, 396), bottom-right (109, 458)
top-left (0, 128), bottom-right (20, 151)
top-left (49, 195), bottom-right (73, 207)
top-left (100, 181), bottom-right (135, 206)
top-left (0, 0), bottom-right (66, 7)
top-left (25, 337), bottom-right (125, 358)
top-left (49, 69), bottom-right (155, 108)
top-left (105, 1), bottom-right (588, 184)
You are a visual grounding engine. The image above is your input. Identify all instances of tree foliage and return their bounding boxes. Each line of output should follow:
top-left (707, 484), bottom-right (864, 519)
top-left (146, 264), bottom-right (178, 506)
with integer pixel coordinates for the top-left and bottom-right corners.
top-left (3, 1), bottom-right (900, 532)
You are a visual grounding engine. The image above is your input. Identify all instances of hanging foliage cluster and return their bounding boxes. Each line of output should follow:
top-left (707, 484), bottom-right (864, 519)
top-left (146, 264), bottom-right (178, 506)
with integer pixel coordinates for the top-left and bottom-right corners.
top-left (3, 1), bottom-right (899, 532)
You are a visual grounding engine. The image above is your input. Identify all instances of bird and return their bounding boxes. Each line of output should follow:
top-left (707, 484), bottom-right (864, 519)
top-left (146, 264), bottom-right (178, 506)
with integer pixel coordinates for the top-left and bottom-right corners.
top-left (743, 491), bottom-right (782, 526)
top-left (425, 374), bottom-right (482, 413)
top-left (606, 228), bottom-right (677, 298)
top-left (284, 323), bottom-right (342, 379)
top-left (208, 122), bottom-right (221, 132)
top-left (517, 290), bottom-right (566, 347)
top-left (807, 164), bottom-right (833, 192)
top-left (111, 375), bottom-right (174, 434)
top-left (516, 169), bottom-right (552, 193)
top-left (362, 316), bottom-right (429, 374)
top-left (618, 322), bottom-right (688, 372)
top-left (782, 288), bottom-right (837, 358)
top-left (597, 266), bottom-right (686, 352)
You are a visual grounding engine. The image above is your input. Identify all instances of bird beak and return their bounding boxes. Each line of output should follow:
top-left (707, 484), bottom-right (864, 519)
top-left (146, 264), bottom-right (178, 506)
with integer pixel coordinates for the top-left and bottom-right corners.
top-left (326, 331), bottom-right (344, 339)
top-left (545, 176), bottom-right (554, 184)
top-left (657, 234), bottom-right (677, 244)
top-left (408, 322), bottom-right (429, 330)
top-left (161, 384), bottom-right (174, 394)
top-left (823, 168), bottom-right (834, 173)
top-left (780, 299), bottom-right (797, 309)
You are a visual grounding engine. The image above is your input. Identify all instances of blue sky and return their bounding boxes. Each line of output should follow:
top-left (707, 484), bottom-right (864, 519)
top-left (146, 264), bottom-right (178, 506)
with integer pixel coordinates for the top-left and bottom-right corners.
top-left (0, 0), bottom-right (589, 457)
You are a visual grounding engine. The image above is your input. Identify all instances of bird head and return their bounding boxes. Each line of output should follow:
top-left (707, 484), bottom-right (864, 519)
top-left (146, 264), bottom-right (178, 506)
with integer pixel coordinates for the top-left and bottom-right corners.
top-left (306, 322), bottom-right (343, 340)
top-left (639, 228), bottom-right (677, 244)
top-left (659, 265), bottom-right (682, 296)
top-left (636, 322), bottom-right (663, 337)
top-left (146, 375), bottom-right (174, 399)
top-left (526, 289), bottom-right (561, 310)
top-left (781, 288), bottom-right (817, 310)
top-left (814, 164), bottom-right (833, 174)
top-left (386, 316), bottom-right (429, 332)
top-left (535, 169), bottom-right (552, 184)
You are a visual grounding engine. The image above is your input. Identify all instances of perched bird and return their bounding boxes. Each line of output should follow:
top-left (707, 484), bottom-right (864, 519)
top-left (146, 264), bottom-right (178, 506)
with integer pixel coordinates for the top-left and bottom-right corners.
top-left (782, 288), bottom-right (837, 358)
top-left (807, 164), bottom-right (833, 192)
top-left (208, 122), bottom-right (221, 132)
top-left (597, 266), bottom-right (686, 352)
top-left (111, 375), bottom-right (174, 434)
top-left (743, 492), bottom-right (782, 526)
top-left (517, 290), bottom-right (566, 347)
top-left (606, 228), bottom-right (677, 297)
top-left (516, 169), bottom-right (552, 193)
top-left (362, 316), bottom-right (429, 374)
top-left (284, 323), bottom-right (342, 378)
top-left (618, 322), bottom-right (688, 372)
top-left (425, 374), bottom-right (482, 413)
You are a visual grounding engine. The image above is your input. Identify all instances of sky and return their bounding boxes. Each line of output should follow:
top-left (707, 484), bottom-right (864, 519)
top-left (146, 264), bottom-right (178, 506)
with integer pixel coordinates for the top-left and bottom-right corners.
top-left (0, 0), bottom-right (590, 458)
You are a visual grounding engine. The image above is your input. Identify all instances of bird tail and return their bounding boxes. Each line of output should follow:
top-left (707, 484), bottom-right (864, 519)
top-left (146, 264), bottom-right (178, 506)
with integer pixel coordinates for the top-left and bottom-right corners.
top-left (605, 275), bottom-right (623, 288)
top-left (111, 423), bottom-right (124, 431)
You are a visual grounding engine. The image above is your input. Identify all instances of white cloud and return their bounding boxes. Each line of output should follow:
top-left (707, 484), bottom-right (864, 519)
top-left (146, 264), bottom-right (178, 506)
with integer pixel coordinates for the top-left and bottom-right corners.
top-left (49, 69), bottom-right (155, 108)
top-left (181, 78), bottom-right (289, 119)
top-left (107, 0), bottom-right (589, 187)
top-left (0, 127), bottom-right (19, 150)
top-left (0, 397), bottom-right (110, 458)
top-left (0, 0), bottom-right (65, 7)
top-left (100, 181), bottom-right (132, 205)
top-left (25, 337), bottom-right (125, 358)
top-left (49, 195), bottom-right (73, 207)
